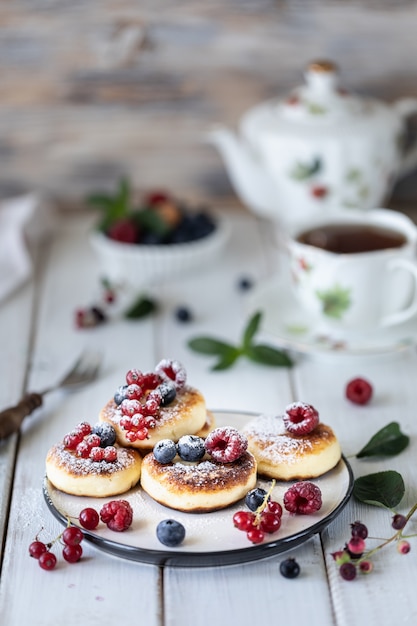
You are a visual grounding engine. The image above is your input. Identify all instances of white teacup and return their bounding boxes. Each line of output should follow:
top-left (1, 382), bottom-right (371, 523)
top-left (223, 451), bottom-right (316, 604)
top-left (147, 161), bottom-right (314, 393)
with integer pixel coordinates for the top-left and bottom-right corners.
top-left (286, 208), bottom-right (417, 332)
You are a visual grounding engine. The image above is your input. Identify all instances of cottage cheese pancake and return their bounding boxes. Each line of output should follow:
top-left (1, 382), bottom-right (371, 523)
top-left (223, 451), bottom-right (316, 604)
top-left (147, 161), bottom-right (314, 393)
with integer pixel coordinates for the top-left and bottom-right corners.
top-left (46, 443), bottom-right (142, 498)
top-left (141, 450), bottom-right (257, 513)
top-left (99, 385), bottom-right (207, 450)
top-left (242, 413), bottom-right (341, 481)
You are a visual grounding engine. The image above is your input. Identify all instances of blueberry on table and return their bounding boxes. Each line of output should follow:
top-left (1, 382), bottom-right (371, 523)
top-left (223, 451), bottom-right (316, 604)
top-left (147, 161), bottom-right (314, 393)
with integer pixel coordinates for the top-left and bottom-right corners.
top-left (279, 558), bottom-right (300, 579)
top-left (156, 519), bottom-right (186, 547)
top-left (175, 306), bottom-right (193, 322)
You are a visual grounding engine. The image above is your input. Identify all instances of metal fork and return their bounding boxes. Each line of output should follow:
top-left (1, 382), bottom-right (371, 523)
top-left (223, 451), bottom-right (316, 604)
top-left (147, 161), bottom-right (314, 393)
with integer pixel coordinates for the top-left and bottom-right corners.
top-left (0, 351), bottom-right (101, 440)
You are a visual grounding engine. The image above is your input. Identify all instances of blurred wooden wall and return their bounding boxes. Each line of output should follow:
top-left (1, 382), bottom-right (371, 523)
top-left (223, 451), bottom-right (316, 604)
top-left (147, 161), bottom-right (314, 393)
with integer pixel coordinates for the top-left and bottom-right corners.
top-left (0, 0), bottom-right (416, 209)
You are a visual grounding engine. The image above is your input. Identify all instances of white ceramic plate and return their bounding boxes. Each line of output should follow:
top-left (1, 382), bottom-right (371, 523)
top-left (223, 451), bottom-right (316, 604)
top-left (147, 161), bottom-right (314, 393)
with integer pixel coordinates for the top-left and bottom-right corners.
top-left (44, 410), bottom-right (353, 567)
top-left (245, 274), bottom-right (417, 356)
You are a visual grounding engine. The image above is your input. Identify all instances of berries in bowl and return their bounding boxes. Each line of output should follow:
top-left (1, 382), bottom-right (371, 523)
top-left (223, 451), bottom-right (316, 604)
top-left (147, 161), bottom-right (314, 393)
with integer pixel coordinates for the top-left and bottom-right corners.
top-left (88, 180), bottom-right (230, 289)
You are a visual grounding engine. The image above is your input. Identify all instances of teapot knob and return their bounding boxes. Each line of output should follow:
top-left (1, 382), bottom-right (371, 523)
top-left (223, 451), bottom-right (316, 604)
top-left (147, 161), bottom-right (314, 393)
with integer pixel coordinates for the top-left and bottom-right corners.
top-left (305, 59), bottom-right (339, 94)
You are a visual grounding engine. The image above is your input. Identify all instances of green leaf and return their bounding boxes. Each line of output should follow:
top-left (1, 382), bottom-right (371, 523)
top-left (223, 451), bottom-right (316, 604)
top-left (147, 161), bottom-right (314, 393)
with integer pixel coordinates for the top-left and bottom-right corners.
top-left (124, 296), bottom-right (157, 319)
top-left (356, 422), bottom-right (410, 458)
top-left (245, 344), bottom-right (293, 367)
top-left (242, 311), bottom-right (262, 349)
top-left (353, 470), bottom-right (405, 508)
top-left (134, 208), bottom-right (171, 237)
top-left (211, 349), bottom-right (241, 371)
top-left (187, 337), bottom-right (237, 356)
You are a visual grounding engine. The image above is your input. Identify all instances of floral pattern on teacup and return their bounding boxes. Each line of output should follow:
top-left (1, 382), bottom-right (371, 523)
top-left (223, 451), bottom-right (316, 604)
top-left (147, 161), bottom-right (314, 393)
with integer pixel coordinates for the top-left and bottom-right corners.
top-left (316, 284), bottom-right (352, 319)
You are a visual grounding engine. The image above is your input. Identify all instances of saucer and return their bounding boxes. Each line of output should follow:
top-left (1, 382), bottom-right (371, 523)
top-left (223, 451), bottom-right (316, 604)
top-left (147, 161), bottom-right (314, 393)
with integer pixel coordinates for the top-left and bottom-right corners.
top-left (245, 274), bottom-right (417, 356)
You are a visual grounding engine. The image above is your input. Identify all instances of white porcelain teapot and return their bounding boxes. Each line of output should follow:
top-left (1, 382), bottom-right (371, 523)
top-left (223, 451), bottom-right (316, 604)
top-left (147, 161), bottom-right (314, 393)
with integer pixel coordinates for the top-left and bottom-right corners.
top-left (209, 60), bottom-right (417, 227)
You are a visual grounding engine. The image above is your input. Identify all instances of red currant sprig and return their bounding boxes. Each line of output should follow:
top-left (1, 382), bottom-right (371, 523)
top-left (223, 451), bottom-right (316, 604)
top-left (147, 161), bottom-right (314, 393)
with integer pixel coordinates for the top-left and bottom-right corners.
top-left (28, 520), bottom-right (85, 571)
top-left (233, 480), bottom-right (282, 544)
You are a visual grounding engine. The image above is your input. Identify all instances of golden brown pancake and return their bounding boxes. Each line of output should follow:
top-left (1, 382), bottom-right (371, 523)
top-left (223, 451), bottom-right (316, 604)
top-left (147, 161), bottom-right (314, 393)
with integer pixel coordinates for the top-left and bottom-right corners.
top-left (99, 385), bottom-right (207, 451)
top-left (46, 443), bottom-right (142, 497)
top-left (242, 414), bottom-right (341, 481)
top-left (140, 450), bottom-right (257, 513)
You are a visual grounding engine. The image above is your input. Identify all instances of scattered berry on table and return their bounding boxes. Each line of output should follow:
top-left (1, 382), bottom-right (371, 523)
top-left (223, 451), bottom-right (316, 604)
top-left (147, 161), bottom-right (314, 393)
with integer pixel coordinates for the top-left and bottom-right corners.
top-left (79, 507), bottom-right (100, 530)
top-left (345, 377), bottom-right (373, 405)
top-left (175, 306), bottom-right (193, 322)
top-left (100, 500), bottom-right (133, 532)
top-left (280, 558), bottom-right (300, 579)
top-left (156, 519), bottom-right (186, 547)
top-left (283, 402), bottom-right (319, 436)
top-left (237, 276), bottom-right (254, 291)
top-left (347, 536), bottom-right (366, 556)
top-left (38, 551), bottom-right (57, 571)
top-left (283, 482), bottom-right (322, 515)
top-left (359, 560), bottom-right (373, 574)
top-left (204, 427), bottom-right (248, 463)
top-left (245, 488), bottom-right (268, 512)
top-left (177, 435), bottom-right (206, 462)
top-left (339, 561), bottom-right (357, 581)
top-left (350, 521), bottom-right (368, 539)
top-left (62, 544), bottom-right (83, 563)
top-left (397, 540), bottom-right (411, 554)
top-left (392, 514), bottom-right (407, 530)
top-left (153, 439), bottom-right (177, 464)
top-left (29, 541), bottom-right (47, 559)
top-left (62, 526), bottom-right (84, 547)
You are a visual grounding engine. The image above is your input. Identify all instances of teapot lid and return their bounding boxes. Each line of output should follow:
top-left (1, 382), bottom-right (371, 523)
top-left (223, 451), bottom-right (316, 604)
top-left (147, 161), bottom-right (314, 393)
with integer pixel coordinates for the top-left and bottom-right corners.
top-left (277, 60), bottom-right (364, 123)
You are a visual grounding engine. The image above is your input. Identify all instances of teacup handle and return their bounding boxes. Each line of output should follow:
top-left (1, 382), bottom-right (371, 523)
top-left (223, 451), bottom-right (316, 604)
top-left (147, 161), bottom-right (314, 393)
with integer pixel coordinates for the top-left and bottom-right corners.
top-left (381, 258), bottom-right (417, 327)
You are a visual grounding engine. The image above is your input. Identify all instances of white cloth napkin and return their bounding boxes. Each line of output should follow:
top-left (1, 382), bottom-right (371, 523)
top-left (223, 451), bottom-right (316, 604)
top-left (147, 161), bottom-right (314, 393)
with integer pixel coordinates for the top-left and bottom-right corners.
top-left (0, 194), bottom-right (38, 302)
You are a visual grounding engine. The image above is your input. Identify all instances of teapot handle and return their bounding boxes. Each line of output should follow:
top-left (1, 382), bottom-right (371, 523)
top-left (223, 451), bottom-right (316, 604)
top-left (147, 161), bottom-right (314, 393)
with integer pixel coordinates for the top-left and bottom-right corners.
top-left (394, 97), bottom-right (417, 179)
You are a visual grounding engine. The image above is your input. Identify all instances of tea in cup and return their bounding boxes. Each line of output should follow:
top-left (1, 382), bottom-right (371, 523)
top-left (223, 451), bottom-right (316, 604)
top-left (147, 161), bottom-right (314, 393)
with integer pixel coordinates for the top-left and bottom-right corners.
top-left (286, 209), bottom-right (417, 331)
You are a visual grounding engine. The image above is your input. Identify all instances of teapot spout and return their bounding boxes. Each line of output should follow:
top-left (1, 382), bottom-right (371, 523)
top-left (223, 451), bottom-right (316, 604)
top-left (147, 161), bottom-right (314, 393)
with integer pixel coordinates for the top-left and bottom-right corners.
top-left (207, 127), bottom-right (278, 219)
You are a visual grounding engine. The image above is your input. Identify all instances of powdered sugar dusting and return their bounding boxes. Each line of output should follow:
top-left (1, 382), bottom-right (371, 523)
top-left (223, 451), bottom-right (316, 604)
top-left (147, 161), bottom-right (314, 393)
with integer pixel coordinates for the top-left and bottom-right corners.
top-left (49, 444), bottom-right (137, 476)
top-left (242, 414), bottom-right (314, 465)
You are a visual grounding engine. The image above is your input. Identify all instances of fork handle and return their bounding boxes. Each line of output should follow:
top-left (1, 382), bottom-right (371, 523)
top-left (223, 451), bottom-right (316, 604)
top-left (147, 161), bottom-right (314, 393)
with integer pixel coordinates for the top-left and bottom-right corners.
top-left (0, 393), bottom-right (43, 440)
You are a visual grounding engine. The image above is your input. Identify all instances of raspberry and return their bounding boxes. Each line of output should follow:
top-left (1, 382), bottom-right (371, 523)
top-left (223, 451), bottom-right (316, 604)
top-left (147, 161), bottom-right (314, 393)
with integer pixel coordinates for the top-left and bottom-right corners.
top-left (204, 427), bottom-right (248, 463)
top-left (155, 359), bottom-right (187, 390)
top-left (345, 377), bottom-right (373, 405)
top-left (100, 500), bottom-right (133, 532)
top-left (283, 402), bottom-right (319, 436)
top-left (283, 482), bottom-right (322, 515)
top-left (107, 218), bottom-right (137, 243)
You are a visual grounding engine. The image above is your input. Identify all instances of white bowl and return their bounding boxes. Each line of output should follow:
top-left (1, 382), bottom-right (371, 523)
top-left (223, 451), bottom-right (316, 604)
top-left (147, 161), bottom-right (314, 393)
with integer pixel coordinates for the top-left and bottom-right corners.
top-left (89, 213), bottom-right (230, 289)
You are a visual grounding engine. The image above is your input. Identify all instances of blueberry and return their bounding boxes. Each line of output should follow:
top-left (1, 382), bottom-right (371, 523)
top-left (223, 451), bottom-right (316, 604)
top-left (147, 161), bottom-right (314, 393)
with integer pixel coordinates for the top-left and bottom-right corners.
top-left (158, 381), bottom-right (176, 406)
top-left (177, 435), bottom-right (206, 462)
top-left (175, 306), bottom-right (193, 323)
top-left (92, 422), bottom-right (116, 447)
top-left (156, 519), bottom-right (186, 547)
top-left (245, 487), bottom-right (268, 511)
top-left (114, 385), bottom-right (128, 405)
top-left (153, 439), bottom-right (177, 464)
top-left (238, 276), bottom-right (253, 291)
top-left (91, 306), bottom-right (107, 322)
top-left (279, 558), bottom-right (300, 579)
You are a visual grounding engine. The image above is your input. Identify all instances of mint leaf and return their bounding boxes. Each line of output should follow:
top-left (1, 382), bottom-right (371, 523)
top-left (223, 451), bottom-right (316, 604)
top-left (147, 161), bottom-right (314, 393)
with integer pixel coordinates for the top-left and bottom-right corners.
top-left (135, 208), bottom-right (171, 237)
top-left (356, 422), bottom-right (409, 458)
top-left (245, 344), bottom-right (293, 367)
top-left (242, 311), bottom-right (261, 349)
top-left (124, 296), bottom-right (157, 319)
top-left (353, 470), bottom-right (405, 508)
top-left (211, 348), bottom-right (241, 371)
top-left (187, 337), bottom-right (237, 356)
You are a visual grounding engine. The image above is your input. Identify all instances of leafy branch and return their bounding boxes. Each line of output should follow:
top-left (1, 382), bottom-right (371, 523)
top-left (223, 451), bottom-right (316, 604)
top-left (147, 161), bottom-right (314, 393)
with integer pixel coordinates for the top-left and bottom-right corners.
top-left (187, 311), bottom-right (292, 371)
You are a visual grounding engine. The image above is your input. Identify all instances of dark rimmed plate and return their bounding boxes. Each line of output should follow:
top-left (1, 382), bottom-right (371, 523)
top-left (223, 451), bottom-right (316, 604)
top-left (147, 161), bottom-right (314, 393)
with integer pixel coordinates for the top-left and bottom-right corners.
top-left (43, 410), bottom-right (353, 568)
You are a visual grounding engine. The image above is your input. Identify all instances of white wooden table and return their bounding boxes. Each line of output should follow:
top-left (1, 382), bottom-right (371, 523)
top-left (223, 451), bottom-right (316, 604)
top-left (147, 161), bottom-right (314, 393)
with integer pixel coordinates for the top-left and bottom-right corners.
top-left (1, 208), bottom-right (416, 626)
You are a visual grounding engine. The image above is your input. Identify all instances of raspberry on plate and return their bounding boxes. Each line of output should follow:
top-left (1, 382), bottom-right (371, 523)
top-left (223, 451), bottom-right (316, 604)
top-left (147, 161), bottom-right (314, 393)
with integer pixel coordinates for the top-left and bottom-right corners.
top-left (283, 481), bottom-right (322, 515)
top-left (100, 500), bottom-right (133, 532)
top-left (204, 427), bottom-right (248, 463)
top-left (283, 402), bottom-right (319, 436)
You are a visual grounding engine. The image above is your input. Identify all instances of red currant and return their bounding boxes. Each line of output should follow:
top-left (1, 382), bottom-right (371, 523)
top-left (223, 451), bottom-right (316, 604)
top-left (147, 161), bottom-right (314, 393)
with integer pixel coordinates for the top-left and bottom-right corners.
top-left (63, 544), bottom-right (83, 563)
top-left (125, 384), bottom-right (143, 400)
top-left (233, 511), bottom-right (255, 531)
top-left (29, 540), bottom-right (47, 559)
top-left (77, 422), bottom-right (92, 436)
top-left (126, 369), bottom-right (143, 385)
top-left (62, 526), bottom-right (84, 547)
top-left (266, 501), bottom-right (283, 517)
top-left (63, 430), bottom-right (84, 449)
top-left (246, 527), bottom-right (265, 544)
top-left (79, 508), bottom-right (100, 530)
top-left (89, 446), bottom-right (105, 462)
top-left (103, 446), bottom-right (117, 462)
top-left (38, 551), bottom-right (57, 571)
top-left (259, 512), bottom-right (282, 534)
